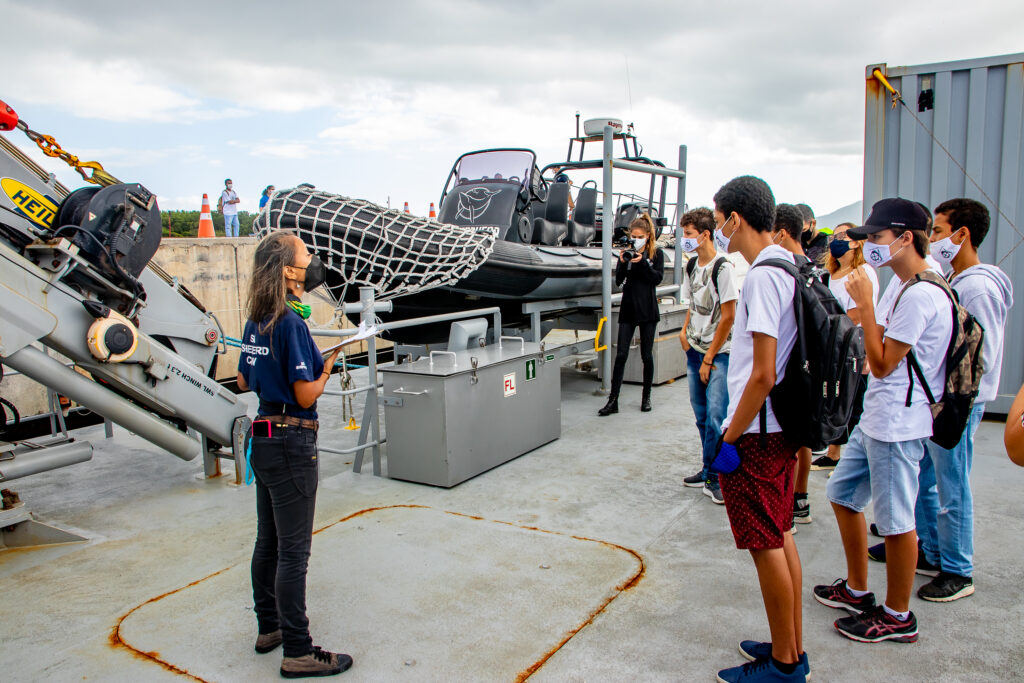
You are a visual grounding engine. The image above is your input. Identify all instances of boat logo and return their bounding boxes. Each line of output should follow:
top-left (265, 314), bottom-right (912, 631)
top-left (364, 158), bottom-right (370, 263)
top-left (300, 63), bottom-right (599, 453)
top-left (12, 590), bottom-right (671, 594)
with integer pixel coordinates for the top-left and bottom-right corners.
top-left (456, 187), bottom-right (500, 221)
top-left (1, 177), bottom-right (58, 229)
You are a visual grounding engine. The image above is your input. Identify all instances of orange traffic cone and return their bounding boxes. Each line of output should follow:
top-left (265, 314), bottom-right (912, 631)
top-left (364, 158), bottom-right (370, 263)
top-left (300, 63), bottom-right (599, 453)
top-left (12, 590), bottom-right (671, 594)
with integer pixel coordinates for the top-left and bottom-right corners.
top-left (429, 202), bottom-right (437, 219)
top-left (403, 201), bottom-right (410, 214)
top-left (197, 194), bottom-right (215, 238)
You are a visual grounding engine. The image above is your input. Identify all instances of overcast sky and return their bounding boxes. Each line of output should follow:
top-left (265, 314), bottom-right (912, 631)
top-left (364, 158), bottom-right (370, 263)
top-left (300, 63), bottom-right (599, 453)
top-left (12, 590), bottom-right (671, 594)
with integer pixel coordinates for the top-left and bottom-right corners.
top-left (2, 0), bottom-right (1022, 222)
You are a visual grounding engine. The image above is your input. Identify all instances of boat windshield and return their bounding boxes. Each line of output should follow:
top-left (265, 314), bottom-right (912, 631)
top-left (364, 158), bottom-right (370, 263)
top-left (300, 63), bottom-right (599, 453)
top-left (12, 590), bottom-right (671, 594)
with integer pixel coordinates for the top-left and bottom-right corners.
top-left (455, 150), bottom-right (534, 187)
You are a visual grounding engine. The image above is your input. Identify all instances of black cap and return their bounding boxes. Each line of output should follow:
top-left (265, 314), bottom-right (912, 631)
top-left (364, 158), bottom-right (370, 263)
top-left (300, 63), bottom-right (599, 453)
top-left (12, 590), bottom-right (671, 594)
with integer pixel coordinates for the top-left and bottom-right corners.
top-left (848, 198), bottom-right (929, 239)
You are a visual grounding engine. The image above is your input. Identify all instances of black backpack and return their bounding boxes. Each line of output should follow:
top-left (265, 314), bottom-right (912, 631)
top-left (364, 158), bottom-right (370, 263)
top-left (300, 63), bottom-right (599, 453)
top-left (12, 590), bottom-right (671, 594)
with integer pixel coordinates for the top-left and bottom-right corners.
top-left (892, 272), bottom-right (985, 449)
top-left (751, 258), bottom-right (866, 450)
top-left (685, 255), bottom-right (727, 297)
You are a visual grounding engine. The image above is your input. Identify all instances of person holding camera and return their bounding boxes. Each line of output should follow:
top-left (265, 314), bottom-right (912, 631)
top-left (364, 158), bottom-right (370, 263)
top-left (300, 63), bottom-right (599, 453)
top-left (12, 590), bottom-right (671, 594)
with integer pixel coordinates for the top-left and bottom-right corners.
top-left (598, 213), bottom-right (665, 415)
top-left (236, 231), bottom-right (353, 678)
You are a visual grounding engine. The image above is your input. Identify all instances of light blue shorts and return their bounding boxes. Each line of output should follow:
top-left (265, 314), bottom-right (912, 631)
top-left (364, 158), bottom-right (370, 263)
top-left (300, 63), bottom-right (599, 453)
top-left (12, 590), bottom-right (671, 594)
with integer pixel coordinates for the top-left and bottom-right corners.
top-left (826, 426), bottom-right (927, 536)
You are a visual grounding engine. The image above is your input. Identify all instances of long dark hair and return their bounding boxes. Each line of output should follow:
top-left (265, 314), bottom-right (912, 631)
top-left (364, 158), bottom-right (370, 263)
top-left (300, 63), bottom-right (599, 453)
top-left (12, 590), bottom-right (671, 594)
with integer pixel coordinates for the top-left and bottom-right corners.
top-left (247, 232), bottom-right (296, 335)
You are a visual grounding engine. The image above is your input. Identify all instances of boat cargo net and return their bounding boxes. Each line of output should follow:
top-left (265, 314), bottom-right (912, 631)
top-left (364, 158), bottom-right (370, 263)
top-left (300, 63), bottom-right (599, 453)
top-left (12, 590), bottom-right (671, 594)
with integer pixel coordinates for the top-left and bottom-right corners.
top-left (253, 187), bottom-right (498, 305)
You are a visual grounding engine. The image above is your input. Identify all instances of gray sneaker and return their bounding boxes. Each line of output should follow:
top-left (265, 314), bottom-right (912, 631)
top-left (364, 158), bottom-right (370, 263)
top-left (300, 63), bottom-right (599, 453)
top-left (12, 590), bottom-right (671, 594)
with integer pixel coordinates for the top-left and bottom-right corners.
top-left (703, 478), bottom-right (725, 505)
top-left (684, 469), bottom-right (708, 487)
top-left (281, 647), bottom-right (353, 678)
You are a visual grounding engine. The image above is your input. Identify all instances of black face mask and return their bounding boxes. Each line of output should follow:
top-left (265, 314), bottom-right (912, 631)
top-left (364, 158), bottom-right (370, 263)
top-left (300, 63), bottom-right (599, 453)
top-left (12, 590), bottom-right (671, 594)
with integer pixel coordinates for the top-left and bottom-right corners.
top-left (292, 255), bottom-right (327, 292)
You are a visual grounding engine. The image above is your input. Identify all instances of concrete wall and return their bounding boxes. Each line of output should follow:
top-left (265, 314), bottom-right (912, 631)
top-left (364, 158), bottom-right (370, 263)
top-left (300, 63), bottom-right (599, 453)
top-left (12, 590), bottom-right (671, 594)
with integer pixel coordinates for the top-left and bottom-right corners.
top-left (0, 236), bottom-right (384, 422)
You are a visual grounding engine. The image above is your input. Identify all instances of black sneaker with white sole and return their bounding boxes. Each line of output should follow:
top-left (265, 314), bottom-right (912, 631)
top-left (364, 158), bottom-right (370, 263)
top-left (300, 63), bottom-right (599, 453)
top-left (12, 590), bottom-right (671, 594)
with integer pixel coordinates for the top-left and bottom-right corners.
top-left (810, 454), bottom-right (839, 470)
top-left (703, 478), bottom-right (725, 505)
top-left (834, 605), bottom-right (918, 643)
top-left (684, 469), bottom-right (707, 487)
top-left (812, 578), bottom-right (876, 613)
top-left (918, 572), bottom-right (974, 602)
top-left (793, 493), bottom-right (811, 524)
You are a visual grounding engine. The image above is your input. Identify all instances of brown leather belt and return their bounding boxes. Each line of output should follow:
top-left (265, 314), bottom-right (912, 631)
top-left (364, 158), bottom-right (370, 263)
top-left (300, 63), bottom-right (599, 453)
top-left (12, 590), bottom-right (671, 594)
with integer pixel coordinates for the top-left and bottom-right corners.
top-left (259, 415), bottom-right (319, 432)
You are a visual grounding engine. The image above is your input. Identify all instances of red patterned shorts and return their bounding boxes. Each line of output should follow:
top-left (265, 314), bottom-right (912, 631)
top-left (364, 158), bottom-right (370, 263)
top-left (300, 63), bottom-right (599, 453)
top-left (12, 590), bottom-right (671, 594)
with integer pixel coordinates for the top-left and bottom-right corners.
top-left (719, 432), bottom-right (798, 550)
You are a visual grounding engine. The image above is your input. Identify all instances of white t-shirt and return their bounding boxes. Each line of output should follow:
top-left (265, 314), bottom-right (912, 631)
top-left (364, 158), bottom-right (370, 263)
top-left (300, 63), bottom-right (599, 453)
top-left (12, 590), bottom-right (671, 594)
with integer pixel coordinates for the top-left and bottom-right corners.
top-left (829, 265), bottom-right (879, 314)
top-left (949, 265), bottom-right (1014, 403)
top-left (722, 246), bottom-right (798, 435)
top-left (681, 256), bottom-right (739, 354)
top-left (861, 272), bottom-right (952, 442)
top-left (221, 189), bottom-right (239, 216)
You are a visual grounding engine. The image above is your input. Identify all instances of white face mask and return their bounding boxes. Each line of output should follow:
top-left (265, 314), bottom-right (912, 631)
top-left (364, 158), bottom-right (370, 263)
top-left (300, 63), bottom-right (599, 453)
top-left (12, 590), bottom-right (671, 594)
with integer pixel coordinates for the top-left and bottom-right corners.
top-left (863, 237), bottom-right (905, 268)
top-left (714, 215), bottom-right (734, 252)
top-left (680, 236), bottom-right (700, 253)
top-left (632, 236), bottom-right (647, 251)
top-left (930, 235), bottom-right (963, 267)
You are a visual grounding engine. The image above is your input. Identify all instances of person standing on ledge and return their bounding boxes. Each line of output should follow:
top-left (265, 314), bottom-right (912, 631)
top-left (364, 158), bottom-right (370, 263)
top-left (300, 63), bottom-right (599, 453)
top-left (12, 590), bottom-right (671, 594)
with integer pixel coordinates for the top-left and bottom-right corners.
top-left (221, 178), bottom-right (241, 237)
top-left (598, 213), bottom-right (665, 415)
top-left (237, 231), bottom-right (353, 679)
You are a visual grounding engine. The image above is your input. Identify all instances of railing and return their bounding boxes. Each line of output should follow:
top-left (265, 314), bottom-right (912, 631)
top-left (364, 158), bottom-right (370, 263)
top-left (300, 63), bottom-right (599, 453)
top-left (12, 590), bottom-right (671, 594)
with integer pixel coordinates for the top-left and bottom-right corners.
top-left (309, 287), bottom-right (504, 477)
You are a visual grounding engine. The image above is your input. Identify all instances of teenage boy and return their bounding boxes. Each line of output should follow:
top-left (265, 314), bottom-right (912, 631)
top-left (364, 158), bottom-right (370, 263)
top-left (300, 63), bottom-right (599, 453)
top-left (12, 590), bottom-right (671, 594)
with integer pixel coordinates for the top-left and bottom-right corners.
top-left (814, 198), bottom-right (952, 644)
top-left (770, 204), bottom-right (816, 527)
top-left (796, 203), bottom-right (828, 264)
top-left (914, 198), bottom-right (1013, 601)
top-left (679, 207), bottom-right (738, 506)
top-left (711, 177), bottom-right (808, 683)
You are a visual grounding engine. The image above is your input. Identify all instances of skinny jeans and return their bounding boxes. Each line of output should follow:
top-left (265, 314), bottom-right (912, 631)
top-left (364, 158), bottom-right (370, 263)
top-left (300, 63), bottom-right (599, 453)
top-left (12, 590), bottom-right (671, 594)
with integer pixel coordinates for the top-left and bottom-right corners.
top-left (250, 426), bottom-right (319, 657)
top-left (610, 321), bottom-right (657, 398)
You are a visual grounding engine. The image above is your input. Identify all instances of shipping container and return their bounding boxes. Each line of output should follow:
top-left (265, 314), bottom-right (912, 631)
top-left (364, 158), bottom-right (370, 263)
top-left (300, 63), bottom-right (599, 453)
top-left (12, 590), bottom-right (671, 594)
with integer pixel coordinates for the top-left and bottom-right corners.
top-left (864, 53), bottom-right (1024, 414)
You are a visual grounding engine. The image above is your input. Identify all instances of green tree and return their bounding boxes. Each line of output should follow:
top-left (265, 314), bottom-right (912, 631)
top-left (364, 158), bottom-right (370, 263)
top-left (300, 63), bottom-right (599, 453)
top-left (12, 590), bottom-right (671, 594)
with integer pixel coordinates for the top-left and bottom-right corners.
top-left (160, 210), bottom-right (258, 238)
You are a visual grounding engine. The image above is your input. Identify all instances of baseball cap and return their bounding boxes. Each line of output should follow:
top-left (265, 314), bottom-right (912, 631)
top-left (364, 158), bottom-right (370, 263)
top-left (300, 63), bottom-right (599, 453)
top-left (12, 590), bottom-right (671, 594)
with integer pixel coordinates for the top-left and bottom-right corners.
top-left (847, 198), bottom-right (929, 239)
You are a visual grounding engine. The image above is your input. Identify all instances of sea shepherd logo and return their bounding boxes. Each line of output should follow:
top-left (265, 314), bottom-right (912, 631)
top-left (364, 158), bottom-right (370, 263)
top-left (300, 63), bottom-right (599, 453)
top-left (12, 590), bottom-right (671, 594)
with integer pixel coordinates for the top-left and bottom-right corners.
top-left (1, 178), bottom-right (58, 229)
top-left (456, 187), bottom-right (500, 221)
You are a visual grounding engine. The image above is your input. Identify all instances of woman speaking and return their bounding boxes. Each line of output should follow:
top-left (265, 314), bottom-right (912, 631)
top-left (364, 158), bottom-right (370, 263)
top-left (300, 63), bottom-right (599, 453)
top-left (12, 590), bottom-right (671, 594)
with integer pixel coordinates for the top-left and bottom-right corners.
top-left (237, 231), bottom-right (353, 679)
top-left (598, 213), bottom-right (665, 415)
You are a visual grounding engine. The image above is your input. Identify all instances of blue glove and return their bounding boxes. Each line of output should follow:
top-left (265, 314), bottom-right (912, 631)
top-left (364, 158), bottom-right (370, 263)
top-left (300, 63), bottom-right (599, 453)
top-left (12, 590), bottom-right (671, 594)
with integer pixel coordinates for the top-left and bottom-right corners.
top-left (709, 436), bottom-right (740, 475)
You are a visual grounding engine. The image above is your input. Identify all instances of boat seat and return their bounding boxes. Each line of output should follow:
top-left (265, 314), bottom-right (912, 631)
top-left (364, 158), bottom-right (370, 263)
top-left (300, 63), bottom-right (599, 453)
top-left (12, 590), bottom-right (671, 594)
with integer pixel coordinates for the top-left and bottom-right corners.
top-left (565, 186), bottom-right (597, 246)
top-left (532, 181), bottom-right (570, 246)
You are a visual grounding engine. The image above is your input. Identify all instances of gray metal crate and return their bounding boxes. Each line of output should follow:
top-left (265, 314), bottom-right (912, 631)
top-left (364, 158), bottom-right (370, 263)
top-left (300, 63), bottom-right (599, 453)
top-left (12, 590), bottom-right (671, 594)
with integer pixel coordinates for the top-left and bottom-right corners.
top-left (381, 341), bottom-right (560, 487)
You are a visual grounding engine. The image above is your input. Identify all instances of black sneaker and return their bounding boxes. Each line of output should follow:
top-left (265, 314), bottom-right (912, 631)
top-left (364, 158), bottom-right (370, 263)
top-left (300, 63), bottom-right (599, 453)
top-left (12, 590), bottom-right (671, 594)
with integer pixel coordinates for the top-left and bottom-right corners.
top-left (834, 605), bottom-right (918, 643)
top-left (869, 523), bottom-right (882, 538)
top-left (703, 478), bottom-right (725, 505)
top-left (684, 469), bottom-right (708, 487)
top-left (867, 542), bottom-right (940, 577)
top-left (738, 641), bottom-right (812, 679)
top-left (793, 493), bottom-right (811, 524)
top-left (716, 657), bottom-right (807, 682)
top-left (918, 572), bottom-right (975, 602)
top-left (280, 646), bottom-right (353, 678)
top-left (812, 578), bottom-right (876, 614)
top-left (810, 455), bottom-right (838, 470)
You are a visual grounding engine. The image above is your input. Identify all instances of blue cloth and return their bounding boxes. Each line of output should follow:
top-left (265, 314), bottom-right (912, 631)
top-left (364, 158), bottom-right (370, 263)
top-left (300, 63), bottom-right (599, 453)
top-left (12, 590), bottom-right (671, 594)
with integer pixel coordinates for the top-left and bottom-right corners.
top-left (224, 213), bottom-right (240, 237)
top-left (259, 195), bottom-right (270, 210)
top-left (915, 401), bottom-right (985, 576)
top-left (826, 426), bottom-right (927, 535)
top-left (686, 348), bottom-right (730, 475)
top-left (238, 309), bottom-right (324, 420)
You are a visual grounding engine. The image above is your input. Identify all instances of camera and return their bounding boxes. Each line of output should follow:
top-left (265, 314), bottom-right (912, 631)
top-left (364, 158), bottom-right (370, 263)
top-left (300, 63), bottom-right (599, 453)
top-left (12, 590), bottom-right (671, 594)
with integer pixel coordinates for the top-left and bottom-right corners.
top-left (617, 234), bottom-right (636, 261)
top-left (621, 249), bottom-right (637, 261)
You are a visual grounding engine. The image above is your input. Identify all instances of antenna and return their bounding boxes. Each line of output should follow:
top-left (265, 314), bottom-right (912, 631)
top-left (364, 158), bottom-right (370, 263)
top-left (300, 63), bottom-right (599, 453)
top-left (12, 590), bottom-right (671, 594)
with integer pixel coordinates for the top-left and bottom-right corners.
top-left (624, 56), bottom-right (633, 117)
top-left (575, 111), bottom-right (580, 139)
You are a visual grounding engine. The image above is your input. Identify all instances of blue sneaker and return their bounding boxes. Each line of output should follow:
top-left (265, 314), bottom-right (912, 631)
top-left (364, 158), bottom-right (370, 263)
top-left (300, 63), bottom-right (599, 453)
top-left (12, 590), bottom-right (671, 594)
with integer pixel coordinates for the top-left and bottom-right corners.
top-left (717, 656), bottom-right (806, 682)
top-left (738, 641), bottom-right (811, 679)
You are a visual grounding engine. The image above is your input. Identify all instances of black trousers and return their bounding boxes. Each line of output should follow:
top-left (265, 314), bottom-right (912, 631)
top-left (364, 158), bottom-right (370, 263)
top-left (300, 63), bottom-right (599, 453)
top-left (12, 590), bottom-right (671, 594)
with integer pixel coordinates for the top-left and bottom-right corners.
top-left (610, 321), bottom-right (657, 398)
top-left (250, 426), bottom-right (319, 657)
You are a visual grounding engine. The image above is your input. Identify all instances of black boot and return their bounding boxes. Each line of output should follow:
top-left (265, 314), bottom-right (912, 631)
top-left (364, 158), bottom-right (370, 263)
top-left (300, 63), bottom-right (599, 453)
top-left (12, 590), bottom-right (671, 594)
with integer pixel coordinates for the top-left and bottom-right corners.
top-left (597, 396), bottom-right (618, 416)
top-left (640, 391), bottom-right (652, 412)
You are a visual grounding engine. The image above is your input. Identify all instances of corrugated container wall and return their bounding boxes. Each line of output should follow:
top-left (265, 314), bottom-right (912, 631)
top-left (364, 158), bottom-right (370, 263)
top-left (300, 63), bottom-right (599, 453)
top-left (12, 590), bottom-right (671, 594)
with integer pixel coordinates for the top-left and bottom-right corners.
top-left (864, 53), bottom-right (1024, 414)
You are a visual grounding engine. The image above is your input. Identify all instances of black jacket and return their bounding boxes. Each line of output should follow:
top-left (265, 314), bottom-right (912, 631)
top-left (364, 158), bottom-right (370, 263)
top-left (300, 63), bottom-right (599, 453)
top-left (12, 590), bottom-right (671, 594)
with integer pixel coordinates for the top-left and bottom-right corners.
top-left (615, 248), bottom-right (665, 324)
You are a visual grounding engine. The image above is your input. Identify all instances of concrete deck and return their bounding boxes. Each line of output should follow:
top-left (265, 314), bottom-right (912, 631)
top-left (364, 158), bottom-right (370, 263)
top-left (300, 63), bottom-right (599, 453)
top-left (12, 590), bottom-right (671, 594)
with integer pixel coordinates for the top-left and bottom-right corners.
top-left (2, 361), bottom-right (1022, 682)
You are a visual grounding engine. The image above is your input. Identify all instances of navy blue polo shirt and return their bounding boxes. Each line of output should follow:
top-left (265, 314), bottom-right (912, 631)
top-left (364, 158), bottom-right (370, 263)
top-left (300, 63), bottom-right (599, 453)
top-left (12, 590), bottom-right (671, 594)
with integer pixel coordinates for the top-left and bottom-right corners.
top-left (238, 308), bottom-right (324, 420)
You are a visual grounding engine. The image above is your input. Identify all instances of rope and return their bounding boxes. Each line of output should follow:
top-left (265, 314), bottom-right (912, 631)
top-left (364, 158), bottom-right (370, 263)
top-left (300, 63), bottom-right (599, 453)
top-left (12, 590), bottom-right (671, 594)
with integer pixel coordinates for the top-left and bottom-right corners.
top-left (252, 187), bottom-right (499, 303)
top-left (871, 69), bottom-right (1022, 266)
